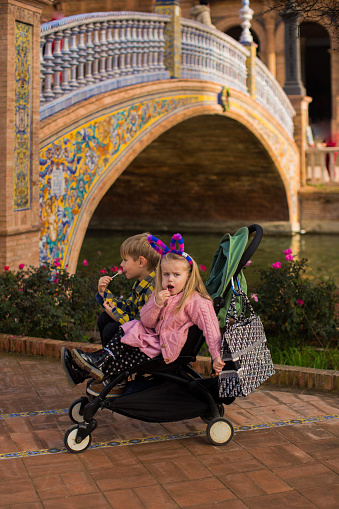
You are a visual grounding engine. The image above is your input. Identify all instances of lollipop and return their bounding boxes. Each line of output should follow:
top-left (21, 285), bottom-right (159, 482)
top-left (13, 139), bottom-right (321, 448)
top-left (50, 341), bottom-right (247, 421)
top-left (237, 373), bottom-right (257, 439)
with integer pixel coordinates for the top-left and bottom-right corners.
top-left (111, 267), bottom-right (124, 280)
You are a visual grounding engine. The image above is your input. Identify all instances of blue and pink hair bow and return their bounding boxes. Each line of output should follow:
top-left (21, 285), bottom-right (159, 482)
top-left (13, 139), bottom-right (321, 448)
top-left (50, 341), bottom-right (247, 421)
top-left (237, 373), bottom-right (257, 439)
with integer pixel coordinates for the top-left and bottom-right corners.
top-left (147, 233), bottom-right (193, 265)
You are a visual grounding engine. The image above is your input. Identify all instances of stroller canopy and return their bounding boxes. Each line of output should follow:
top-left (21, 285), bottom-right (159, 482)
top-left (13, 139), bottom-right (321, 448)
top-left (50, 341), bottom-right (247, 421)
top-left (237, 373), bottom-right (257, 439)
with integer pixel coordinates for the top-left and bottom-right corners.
top-left (205, 227), bottom-right (249, 327)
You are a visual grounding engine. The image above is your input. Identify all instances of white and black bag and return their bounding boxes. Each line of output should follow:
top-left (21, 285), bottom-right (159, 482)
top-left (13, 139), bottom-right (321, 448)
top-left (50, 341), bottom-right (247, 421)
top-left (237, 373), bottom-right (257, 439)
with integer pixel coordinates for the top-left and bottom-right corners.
top-left (218, 290), bottom-right (275, 398)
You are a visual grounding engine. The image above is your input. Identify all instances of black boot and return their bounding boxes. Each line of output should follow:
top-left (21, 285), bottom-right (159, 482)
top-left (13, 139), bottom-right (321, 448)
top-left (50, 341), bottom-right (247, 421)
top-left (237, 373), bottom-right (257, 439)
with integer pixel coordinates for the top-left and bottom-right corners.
top-left (61, 347), bottom-right (90, 387)
top-left (71, 348), bottom-right (109, 381)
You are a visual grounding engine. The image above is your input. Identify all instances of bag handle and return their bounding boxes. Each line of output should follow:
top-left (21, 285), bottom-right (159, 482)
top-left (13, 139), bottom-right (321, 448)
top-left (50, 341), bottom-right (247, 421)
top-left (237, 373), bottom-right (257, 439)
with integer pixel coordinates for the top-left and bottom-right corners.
top-left (224, 290), bottom-right (256, 328)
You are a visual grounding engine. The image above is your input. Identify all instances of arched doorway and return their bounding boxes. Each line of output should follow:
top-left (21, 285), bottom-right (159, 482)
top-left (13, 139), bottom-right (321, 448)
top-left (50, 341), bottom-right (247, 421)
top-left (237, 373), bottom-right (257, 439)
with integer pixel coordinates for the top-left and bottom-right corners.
top-left (300, 22), bottom-right (331, 142)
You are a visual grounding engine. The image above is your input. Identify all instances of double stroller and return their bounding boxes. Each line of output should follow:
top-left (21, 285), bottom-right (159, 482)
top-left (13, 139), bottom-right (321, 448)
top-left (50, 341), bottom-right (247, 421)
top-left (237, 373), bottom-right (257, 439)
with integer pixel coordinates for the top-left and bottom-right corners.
top-left (64, 225), bottom-right (263, 453)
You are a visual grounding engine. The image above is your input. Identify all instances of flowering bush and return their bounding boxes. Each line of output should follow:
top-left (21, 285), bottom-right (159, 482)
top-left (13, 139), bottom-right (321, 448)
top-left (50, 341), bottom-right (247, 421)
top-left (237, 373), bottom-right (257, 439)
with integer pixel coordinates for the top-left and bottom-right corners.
top-left (251, 252), bottom-right (338, 348)
top-left (0, 262), bottom-right (134, 342)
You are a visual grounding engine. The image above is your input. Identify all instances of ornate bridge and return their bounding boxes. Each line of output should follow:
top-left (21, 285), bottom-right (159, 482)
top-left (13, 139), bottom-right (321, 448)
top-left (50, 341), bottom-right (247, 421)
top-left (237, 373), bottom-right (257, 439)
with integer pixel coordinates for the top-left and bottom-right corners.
top-left (3, 0), bottom-right (300, 272)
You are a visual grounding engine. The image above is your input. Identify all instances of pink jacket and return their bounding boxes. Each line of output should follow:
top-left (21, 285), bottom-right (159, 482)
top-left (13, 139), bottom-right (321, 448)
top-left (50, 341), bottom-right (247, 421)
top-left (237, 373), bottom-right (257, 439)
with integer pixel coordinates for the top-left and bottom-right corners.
top-left (121, 291), bottom-right (221, 364)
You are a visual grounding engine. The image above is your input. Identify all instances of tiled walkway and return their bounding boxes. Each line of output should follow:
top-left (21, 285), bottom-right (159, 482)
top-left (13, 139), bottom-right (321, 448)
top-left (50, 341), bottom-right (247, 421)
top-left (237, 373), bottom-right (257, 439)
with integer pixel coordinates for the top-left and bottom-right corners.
top-left (0, 353), bottom-right (339, 508)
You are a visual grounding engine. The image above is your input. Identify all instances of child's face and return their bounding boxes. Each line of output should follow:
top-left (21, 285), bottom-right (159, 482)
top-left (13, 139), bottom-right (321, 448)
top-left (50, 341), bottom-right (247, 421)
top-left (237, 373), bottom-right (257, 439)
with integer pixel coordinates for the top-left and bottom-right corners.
top-left (161, 259), bottom-right (190, 296)
top-left (121, 255), bottom-right (144, 280)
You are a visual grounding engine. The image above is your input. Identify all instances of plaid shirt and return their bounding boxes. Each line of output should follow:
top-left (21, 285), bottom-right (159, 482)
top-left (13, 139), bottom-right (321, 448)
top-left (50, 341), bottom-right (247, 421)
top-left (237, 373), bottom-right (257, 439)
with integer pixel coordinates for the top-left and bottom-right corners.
top-left (96, 270), bottom-right (156, 325)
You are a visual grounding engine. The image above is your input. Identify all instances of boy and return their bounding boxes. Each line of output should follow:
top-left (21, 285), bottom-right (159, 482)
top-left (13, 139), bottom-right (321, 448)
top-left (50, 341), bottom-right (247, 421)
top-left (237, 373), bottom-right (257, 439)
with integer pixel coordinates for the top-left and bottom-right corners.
top-left (61, 233), bottom-right (160, 394)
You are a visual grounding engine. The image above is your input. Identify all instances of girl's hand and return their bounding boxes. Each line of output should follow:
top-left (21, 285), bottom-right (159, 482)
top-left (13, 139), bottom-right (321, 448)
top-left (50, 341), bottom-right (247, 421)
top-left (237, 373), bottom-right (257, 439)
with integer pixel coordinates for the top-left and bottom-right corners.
top-left (155, 290), bottom-right (170, 306)
top-left (213, 356), bottom-right (225, 376)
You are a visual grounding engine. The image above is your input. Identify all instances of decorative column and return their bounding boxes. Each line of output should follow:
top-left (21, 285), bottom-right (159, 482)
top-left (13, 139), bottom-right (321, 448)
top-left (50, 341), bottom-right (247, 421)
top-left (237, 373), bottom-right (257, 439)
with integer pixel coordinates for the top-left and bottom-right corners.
top-left (0, 0), bottom-right (51, 270)
top-left (239, 0), bottom-right (257, 98)
top-left (265, 13), bottom-right (276, 78)
top-left (155, 0), bottom-right (181, 78)
top-left (280, 0), bottom-right (305, 96)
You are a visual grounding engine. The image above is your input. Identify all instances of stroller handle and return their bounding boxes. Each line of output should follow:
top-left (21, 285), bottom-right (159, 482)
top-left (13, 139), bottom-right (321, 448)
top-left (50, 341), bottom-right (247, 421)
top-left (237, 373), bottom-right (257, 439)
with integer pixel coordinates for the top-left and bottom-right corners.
top-left (239, 224), bottom-right (263, 268)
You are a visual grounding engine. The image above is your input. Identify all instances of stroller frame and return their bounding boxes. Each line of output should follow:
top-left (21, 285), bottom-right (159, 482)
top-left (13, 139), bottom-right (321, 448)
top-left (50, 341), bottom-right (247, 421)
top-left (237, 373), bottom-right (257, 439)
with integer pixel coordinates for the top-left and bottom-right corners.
top-left (64, 225), bottom-right (263, 452)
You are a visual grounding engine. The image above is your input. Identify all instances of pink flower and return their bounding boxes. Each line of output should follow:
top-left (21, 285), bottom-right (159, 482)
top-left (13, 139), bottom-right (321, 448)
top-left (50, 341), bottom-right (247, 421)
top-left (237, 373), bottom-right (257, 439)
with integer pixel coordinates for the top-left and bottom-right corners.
top-left (283, 249), bottom-right (292, 255)
top-left (65, 264), bottom-right (68, 268)
top-left (112, 266), bottom-right (118, 273)
top-left (100, 269), bottom-right (106, 275)
top-left (14, 318), bottom-right (17, 322)
top-left (285, 254), bottom-right (294, 261)
top-left (272, 262), bottom-right (282, 269)
top-left (297, 299), bottom-right (304, 306)
top-left (246, 260), bottom-right (252, 267)
top-left (53, 278), bottom-right (59, 284)
top-left (199, 265), bottom-right (206, 272)
top-left (4, 266), bottom-right (9, 271)
top-left (250, 293), bottom-right (258, 302)
top-left (83, 260), bottom-right (88, 266)
top-left (54, 260), bottom-right (61, 268)
top-left (18, 264), bottom-right (25, 269)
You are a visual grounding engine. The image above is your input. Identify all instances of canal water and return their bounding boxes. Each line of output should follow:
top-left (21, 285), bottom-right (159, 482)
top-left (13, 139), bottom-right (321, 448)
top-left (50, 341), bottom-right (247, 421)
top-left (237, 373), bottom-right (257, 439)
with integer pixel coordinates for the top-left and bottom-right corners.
top-left (78, 230), bottom-right (339, 289)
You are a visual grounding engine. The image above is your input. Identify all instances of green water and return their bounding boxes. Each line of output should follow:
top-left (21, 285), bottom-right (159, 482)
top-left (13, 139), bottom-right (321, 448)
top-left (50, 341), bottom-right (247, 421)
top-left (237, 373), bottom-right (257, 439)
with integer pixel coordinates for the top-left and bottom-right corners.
top-left (78, 230), bottom-right (339, 288)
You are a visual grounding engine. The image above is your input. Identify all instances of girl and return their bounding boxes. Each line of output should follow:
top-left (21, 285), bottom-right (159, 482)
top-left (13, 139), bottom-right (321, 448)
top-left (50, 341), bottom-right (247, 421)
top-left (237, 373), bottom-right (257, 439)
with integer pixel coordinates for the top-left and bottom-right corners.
top-left (71, 234), bottom-right (225, 381)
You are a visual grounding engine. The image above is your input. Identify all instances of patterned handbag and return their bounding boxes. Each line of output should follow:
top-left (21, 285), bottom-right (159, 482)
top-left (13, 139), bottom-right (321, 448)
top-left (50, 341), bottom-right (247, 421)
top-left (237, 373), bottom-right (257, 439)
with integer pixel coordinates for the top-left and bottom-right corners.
top-left (218, 290), bottom-right (275, 398)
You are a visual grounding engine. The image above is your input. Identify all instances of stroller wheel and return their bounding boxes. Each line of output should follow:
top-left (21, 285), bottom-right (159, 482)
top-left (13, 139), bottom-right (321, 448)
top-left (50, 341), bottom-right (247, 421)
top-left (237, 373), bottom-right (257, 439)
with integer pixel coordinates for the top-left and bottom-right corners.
top-left (201, 404), bottom-right (225, 424)
top-left (64, 425), bottom-right (92, 453)
top-left (206, 417), bottom-right (234, 446)
top-left (69, 397), bottom-right (88, 423)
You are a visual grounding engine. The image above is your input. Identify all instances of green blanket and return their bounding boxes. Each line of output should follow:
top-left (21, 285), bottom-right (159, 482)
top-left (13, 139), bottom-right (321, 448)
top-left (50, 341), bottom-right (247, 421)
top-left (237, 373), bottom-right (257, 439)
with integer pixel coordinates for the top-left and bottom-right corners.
top-left (205, 227), bottom-right (249, 327)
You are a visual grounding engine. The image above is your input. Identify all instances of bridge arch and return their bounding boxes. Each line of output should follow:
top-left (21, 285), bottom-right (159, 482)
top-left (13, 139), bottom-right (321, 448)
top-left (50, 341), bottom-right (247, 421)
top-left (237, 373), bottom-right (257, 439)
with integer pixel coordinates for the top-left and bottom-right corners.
top-left (39, 80), bottom-right (299, 273)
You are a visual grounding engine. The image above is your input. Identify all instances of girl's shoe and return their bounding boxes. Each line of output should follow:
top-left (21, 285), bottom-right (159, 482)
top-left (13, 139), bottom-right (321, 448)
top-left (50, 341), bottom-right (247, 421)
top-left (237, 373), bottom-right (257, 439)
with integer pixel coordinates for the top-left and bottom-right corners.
top-left (71, 348), bottom-right (108, 381)
top-left (61, 347), bottom-right (89, 387)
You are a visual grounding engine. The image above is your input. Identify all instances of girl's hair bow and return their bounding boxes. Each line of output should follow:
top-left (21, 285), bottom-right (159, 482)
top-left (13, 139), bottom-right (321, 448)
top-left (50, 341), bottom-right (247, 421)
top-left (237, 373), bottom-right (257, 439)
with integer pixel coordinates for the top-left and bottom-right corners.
top-left (147, 233), bottom-right (193, 265)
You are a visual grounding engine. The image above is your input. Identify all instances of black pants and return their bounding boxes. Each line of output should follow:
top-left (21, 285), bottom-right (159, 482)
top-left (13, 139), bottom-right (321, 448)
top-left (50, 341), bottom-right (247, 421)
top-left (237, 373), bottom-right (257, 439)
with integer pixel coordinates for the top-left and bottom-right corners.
top-left (97, 311), bottom-right (120, 348)
top-left (104, 328), bottom-right (151, 376)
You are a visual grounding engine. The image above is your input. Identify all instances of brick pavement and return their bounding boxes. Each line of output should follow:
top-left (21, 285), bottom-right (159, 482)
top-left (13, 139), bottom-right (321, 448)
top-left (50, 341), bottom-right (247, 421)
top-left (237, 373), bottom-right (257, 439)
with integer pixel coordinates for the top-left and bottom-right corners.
top-left (0, 352), bottom-right (339, 508)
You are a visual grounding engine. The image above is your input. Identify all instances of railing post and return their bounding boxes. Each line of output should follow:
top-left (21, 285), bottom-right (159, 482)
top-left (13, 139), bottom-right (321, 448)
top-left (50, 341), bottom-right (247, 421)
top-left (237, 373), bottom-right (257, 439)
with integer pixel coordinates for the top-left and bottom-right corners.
top-left (239, 0), bottom-right (257, 98)
top-left (155, 0), bottom-right (181, 78)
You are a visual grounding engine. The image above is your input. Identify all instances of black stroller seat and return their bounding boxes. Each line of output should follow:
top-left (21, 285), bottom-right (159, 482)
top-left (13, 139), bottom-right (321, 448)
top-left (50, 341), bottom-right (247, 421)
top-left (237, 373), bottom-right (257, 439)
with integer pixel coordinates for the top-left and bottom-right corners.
top-left (64, 224), bottom-right (263, 453)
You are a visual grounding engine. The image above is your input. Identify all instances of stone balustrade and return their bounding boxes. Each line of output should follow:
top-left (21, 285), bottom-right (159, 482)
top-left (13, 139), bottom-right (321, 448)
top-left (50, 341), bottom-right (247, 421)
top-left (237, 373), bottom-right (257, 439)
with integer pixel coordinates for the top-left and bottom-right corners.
top-left (40, 12), bottom-right (295, 139)
top-left (40, 12), bottom-right (170, 119)
top-left (181, 19), bottom-right (248, 95)
top-left (255, 58), bottom-right (295, 139)
top-left (306, 147), bottom-right (339, 183)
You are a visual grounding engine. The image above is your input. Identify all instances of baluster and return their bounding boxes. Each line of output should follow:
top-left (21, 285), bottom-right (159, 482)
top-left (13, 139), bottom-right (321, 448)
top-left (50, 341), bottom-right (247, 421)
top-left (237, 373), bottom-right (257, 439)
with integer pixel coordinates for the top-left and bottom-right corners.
top-left (77, 25), bottom-right (87, 87)
top-left (69, 27), bottom-right (79, 90)
top-left (152, 20), bottom-right (160, 71)
top-left (148, 21), bottom-right (154, 71)
top-left (106, 20), bottom-right (114, 78)
top-left (124, 19), bottom-right (132, 74)
top-left (130, 19), bottom-right (138, 73)
top-left (112, 20), bottom-right (121, 77)
top-left (43, 33), bottom-right (55, 101)
top-left (92, 23), bottom-right (101, 82)
top-left (40, 35), bottom-right (46, 103)
top-left (52, 30), bottom-right (63, 96)
top-left (99, 21), bottom-right (108, 81)
top-left (119, 19), bottom-right (127, 75)
top-left (60, 28), bottom-right (71, 93)
top-left (158, 21), bottom-right (166, 71)
top-left (142, 20), bottom-right (150, 72)
top-left (85, 23), bottom-right (95, 84)
top-left (137, 20), bottom-right (144, 72)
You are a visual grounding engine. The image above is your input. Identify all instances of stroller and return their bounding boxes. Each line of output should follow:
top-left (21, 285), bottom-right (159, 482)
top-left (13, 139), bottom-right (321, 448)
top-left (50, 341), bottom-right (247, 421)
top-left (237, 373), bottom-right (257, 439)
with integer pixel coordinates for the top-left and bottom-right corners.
top-left (64, 224), bottom-right (263, 453)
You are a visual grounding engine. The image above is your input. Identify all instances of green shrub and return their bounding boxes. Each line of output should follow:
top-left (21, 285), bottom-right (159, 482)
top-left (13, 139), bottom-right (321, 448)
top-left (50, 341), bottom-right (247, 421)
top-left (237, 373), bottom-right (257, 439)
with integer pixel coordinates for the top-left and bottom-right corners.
top-left (250, 254), bottom-right (338, 349)
top-left (0, 262), bottom-right (134, 341)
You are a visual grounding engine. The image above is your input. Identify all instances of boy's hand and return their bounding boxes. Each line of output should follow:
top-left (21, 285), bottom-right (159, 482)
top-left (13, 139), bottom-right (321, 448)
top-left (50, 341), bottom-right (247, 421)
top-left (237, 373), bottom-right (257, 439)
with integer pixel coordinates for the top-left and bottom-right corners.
top-left (155, 290), bottom-right (170, 306)
top-left (212, 356), bottom-right (225, 376)
top-left (103, 300), bottom-right (115, 317)
top-left (98, 276), bottom-right (112, 296)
